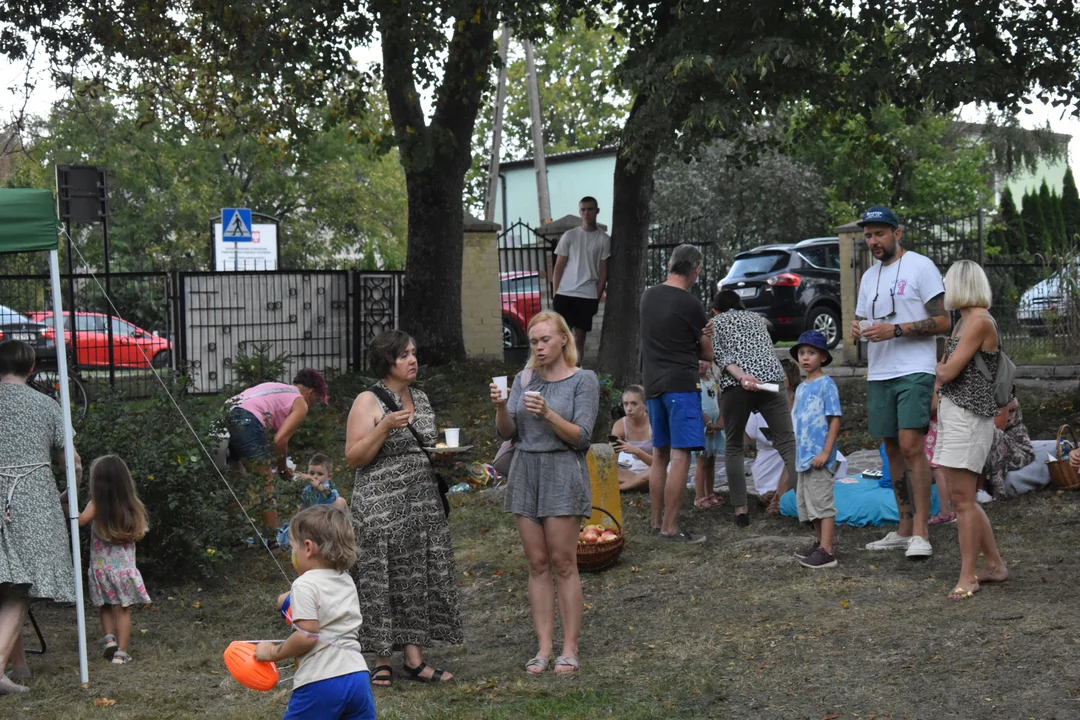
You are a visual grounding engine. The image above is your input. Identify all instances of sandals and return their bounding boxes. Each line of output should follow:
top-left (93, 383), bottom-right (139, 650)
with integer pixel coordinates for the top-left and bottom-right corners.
top-left (403, 661), bottom-right (452, 683)
top-left (111, 650), bottom-right (132, 665)
top-left (554, 656), bottom-right (580, 675)
top-left (370, 665), bottom-right (393, 688)
top-left (524, 654), bottom-right (550, 675)
top-left (101, 634), bottom-right (118, 661)
top-left (693, 496), bottom-right (723, 509)
top-left (947, 585), bottom-right (979, 601)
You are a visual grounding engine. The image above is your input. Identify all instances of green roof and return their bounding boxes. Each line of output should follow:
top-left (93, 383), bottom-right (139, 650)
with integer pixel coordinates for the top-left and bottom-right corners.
top-left (0, 188), bottom-right (59, 255)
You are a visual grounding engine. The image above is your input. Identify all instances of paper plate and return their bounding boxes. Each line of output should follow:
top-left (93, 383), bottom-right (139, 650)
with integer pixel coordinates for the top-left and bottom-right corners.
top-left (423, 445), bottom-right (474, 454)
top-left (223, 641), bottom-right (279, 691)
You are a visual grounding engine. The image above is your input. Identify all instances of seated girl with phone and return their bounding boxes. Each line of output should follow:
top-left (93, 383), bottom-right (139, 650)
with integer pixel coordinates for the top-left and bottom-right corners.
top-left (609, 385), bottom-right (653, 491)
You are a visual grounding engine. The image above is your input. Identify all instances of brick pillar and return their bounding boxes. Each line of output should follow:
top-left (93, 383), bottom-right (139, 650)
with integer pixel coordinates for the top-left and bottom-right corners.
top-left (462, 214), bottom-right (503, 360)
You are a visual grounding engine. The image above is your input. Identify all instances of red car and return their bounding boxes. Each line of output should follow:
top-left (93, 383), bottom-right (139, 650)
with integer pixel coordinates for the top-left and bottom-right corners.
top-left (500, 271), bottom-right (543, 348)
top-left (29, 312), bottom-right (172, 369)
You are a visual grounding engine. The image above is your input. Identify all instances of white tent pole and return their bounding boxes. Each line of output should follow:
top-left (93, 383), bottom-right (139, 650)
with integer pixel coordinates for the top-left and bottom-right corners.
top-left (48, 248), bottom-right (89, 685)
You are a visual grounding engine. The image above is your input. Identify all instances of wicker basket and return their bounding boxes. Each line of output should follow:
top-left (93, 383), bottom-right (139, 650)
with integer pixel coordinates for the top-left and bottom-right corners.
top-left (1048, 425), bottom-right (1080, 490)
top-left (576, 506), bottom-right (624, 573)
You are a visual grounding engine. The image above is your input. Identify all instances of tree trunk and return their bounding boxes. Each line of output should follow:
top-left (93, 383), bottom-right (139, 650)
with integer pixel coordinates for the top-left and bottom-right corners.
top-left (597, 121), bottom-right (658, 388)
top-left (377, 0), bottom-right (498, 365)
top-left (400, 168), bottom-right (467, 364)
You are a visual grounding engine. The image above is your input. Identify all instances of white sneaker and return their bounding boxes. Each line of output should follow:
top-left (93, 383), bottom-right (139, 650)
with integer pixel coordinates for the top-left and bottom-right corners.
top-left (976, 490), bottom-right (994, 504)
top-left (905, 535), bottom-right (933, 559)
top-left (865, 532), bottom-right (912, 551)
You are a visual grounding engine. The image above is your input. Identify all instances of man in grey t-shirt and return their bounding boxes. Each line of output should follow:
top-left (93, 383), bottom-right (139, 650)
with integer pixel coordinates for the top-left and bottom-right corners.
top-left (553, 196), bottom-right (612, 363)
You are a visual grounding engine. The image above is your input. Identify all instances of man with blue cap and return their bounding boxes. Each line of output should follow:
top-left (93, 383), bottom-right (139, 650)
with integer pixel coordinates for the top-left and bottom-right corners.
top-left (852, 206), bottom-right (950, 559)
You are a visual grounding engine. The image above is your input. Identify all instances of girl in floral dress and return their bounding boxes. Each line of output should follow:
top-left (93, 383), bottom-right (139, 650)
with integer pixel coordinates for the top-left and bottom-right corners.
top-left (78, 455), bottom-right (150, 665)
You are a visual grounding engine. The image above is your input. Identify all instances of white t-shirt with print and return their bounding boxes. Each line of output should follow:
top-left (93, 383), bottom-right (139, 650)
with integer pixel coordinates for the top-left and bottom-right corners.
top-left (290, 568), bottom-right (368, 688)
top-left (855, 251), bottom-right (945, 381)
top-left (555, 227), bottom-right (612, 299)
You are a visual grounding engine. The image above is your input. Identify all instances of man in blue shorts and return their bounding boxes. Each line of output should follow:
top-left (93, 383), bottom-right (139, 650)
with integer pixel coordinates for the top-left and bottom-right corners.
top-left (639, 244), bottom-right (712, 543)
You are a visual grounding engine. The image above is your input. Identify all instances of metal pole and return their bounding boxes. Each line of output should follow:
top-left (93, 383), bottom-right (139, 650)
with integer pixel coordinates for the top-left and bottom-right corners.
top-left (485, 26), bottom-right (511, 224)
top-left (523, 39), bottom-right (551, 224)
top-left (100, 171), bottom-right (115, 388)
top-left (49, 248), bottom-right (90, 685)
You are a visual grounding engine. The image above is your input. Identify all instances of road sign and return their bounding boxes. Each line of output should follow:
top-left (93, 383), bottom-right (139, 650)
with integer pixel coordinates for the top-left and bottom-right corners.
top-left (222, 208), bottom-right (253, 241)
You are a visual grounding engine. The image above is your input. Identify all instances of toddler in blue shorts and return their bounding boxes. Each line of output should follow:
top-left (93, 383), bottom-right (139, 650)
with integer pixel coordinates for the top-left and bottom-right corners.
top-left (256, 505), bottom-right (375, 720)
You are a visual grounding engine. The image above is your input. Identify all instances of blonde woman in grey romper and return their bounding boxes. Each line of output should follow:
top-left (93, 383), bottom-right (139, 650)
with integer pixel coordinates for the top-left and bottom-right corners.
top-left (490, 311), bottom-right (599, 676)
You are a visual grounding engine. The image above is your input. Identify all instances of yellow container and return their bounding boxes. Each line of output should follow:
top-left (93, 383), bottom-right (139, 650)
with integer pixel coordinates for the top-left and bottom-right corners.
top-left (585, 443), bottom-right (623, 530)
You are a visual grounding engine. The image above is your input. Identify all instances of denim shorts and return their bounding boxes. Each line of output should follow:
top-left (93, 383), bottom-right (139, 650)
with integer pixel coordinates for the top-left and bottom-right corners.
top-left (226, 407), bottom-right (270, 463)
top-left (647, 392), bottom-right (705, 451)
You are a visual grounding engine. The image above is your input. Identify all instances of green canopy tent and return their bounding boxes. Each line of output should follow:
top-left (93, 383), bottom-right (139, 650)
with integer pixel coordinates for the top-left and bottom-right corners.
top-left (0, 188), bottom-right (89, 684)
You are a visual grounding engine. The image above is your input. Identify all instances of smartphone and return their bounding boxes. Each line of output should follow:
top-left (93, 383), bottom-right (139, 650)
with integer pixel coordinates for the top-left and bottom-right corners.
top-left (608, 435), bottom-right (620, 444)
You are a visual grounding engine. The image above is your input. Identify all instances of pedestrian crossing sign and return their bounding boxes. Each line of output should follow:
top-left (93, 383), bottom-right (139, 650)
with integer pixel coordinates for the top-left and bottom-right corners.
top-left (221, 208), bottom-right (253, 241)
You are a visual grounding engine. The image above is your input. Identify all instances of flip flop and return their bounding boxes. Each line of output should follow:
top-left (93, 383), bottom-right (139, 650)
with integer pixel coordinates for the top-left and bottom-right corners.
top-left (554, 656), bottom-right (580, 675)
top-left (947, 585), bottom-right (980, 601)
top-left (524, 654), bottom-right (550, 675)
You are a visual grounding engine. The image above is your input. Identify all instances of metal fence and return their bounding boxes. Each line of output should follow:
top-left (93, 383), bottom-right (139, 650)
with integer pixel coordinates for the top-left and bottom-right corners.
top-left (0, 266), bottom-right (406, 397)
top-left (644, 215), bottom-right (739, 306)
top-left (0, 269), bottom-right (174, 397)
top-left (497, 221), bottom-right (556, 349)
top-left (854, 210), bottom-right (1080, 364)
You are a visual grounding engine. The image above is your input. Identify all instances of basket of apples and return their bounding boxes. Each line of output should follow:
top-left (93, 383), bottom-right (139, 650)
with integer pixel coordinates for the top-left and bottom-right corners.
top-left (576, 506), bottom-right (624, 572)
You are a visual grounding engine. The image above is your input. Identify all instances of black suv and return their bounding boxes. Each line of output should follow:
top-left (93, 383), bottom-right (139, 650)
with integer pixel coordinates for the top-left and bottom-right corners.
top-left (717, 237), bottom-right (842, 348)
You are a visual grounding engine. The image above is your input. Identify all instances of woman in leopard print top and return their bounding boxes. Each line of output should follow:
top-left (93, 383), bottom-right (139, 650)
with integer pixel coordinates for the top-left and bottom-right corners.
top-left (932, 260), bottom-right (1007, 601)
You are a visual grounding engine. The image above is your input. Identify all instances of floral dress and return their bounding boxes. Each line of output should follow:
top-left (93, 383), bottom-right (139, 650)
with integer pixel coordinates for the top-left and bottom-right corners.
top-left (88, 529), bottom-right (151, 608)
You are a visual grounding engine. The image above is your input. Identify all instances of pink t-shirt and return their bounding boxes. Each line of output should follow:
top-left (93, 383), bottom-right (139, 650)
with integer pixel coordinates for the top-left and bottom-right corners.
top-left (231, 383), bottom-right (301, 431)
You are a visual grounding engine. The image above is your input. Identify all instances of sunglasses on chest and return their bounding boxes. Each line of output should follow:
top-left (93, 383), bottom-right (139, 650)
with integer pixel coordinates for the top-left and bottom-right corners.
top-left (871, 253), bottom-right (905, 320)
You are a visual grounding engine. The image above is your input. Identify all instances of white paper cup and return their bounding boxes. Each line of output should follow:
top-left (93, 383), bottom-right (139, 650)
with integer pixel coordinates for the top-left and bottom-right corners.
top-left (493, 375), bottom-right (508, 399)
top-left (524, 391), bottom-right (542, 398)
top-left (444, 428), bottom-right (460, 447)
top-left (859, 320), bottom-right (873, 343)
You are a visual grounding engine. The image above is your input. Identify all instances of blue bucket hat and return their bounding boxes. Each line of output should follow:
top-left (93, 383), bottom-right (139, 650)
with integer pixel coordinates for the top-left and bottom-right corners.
top-left (790, 330), bottom-right (832, 366)
top-left (857, 205), bottom-right (900, 228)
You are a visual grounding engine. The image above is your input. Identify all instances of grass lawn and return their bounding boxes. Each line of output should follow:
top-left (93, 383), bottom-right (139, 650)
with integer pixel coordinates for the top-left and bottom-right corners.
top-left (6, 360), bottom-right (1080, 718)
top-left (10, 487), bottom-right (1080, 719)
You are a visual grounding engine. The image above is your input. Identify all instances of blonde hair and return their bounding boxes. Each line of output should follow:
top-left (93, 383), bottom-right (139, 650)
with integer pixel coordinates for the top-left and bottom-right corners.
top-left (525, 311), bottom-right (577, 368)
top-left (89, 455), bottom-right (148, 545)
top-left (943, 259), bottom-right (992, 310)
top-left (289, 505), bottom-right (357, 572)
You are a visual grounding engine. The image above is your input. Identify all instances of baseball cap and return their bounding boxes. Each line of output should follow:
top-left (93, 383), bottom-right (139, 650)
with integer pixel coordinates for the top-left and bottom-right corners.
top-left (857, 206), bottom-right (900, 228)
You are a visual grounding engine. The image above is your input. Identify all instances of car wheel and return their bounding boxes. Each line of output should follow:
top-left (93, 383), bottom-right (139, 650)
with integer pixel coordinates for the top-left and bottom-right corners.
top-left (809, 307), bottom-right (841, 349)
top-left (151, 350), bottom-right (171, 369)
top-left (502, 319), bottom-right (521, 349)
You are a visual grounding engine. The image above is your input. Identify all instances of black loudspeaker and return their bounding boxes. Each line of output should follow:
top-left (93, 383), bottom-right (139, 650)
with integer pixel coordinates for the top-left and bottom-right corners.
top-left (56, 165), bottom-right (107, 223)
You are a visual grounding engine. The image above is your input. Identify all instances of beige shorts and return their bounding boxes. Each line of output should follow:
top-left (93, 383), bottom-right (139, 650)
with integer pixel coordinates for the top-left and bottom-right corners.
top-left (932, 396), bottom-right (995, 472)
top-left (796, 467), bottom-right (835, 523)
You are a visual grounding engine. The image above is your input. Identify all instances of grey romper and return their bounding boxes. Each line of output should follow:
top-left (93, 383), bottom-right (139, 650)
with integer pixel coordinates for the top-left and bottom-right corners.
top-left (501, 369), bottom-right (599, 522)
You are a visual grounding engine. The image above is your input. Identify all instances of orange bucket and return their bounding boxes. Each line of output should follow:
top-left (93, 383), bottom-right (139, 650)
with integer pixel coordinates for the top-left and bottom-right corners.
top-left (223, 641), bottom-right (279, 691)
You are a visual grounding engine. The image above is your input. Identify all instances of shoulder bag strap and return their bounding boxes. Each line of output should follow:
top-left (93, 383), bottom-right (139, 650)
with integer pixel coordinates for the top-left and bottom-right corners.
top-left (366, 384), bottom-right (434, 465)
top-left (969, 313), bottom-right (1002, 381)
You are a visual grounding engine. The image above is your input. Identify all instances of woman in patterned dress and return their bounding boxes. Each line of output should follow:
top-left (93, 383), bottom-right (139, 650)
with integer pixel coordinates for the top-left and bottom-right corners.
top-left (345, 330), bottom-right (462, 687)
top-left (982, 392), bottom-right (1034, 499)
top-left (0, 340), bottom-right (81, 695)
top-left (490, 311), bottom-right (599, 675)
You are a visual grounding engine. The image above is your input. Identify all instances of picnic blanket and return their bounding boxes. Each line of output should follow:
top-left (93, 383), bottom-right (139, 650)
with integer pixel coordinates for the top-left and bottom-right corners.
top-left (780, 476), bottom-right (942, 527)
